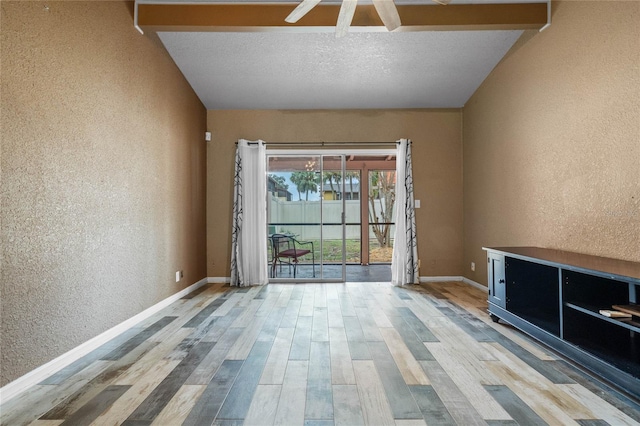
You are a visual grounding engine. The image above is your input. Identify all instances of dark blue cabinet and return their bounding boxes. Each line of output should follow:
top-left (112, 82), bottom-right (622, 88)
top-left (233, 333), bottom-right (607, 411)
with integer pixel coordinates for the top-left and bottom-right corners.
top-left (483, 246), bottom-right (640, 401)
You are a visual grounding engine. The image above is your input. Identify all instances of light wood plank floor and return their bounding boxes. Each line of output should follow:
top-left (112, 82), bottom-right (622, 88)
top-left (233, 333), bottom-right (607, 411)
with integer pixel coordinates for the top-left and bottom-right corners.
top-left (2, 281), bottom-right (639, 425)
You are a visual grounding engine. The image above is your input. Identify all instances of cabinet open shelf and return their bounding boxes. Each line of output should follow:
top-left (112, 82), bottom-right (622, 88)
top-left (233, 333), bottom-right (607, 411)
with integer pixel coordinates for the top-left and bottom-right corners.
top-left (564, 302), bottom-right (640, 333)
top-left (565, 335), bottom-right (640, 379)
top-left (563, 306), bottom-right (640, 379)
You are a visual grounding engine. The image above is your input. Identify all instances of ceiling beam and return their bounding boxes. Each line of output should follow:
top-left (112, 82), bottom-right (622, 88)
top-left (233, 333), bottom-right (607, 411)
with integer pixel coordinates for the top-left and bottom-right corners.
top-left (135, 3), bottom-right (548, 33)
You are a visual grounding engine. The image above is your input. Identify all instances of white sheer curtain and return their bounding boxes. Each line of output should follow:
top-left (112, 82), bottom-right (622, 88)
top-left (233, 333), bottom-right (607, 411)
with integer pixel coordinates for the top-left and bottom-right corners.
top-left (391, 138), bottom-right (419, 286)
top-left (230, 139), bottom-right (269, 286)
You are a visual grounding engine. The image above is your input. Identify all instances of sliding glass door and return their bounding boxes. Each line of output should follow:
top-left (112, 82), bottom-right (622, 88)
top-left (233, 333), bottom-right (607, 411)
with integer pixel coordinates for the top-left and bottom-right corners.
top-left (267, 154), bottom-right (346, 282)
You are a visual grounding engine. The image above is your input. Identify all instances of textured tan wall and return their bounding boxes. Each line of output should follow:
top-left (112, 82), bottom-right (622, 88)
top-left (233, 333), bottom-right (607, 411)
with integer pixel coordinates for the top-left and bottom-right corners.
top-left (1, 1), bottom-right (207, 386)
top-left (207, 109), bottom-right (463, 278)
top-left (463, 1), bottom-right (640, 285)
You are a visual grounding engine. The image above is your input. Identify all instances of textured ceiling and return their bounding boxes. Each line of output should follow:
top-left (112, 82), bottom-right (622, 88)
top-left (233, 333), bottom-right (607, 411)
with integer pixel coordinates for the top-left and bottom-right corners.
top-left (158, 29), bottom-right (523, 109)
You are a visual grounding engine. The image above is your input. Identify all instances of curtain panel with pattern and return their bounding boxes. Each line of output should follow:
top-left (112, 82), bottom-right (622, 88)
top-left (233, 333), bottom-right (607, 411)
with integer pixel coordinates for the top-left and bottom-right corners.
top-left (230, 139), bottom-right (269, 286)
top-left (391, 138), bottom-right (419, 286)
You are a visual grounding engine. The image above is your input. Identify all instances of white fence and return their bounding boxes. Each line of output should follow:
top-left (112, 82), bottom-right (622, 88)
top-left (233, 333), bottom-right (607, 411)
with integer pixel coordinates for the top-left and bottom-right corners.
top-left (268, 195), bottom-right (394, 240)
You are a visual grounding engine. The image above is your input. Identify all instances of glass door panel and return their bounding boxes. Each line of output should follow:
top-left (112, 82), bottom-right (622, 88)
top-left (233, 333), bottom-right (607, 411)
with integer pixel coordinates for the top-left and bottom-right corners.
top-left (344, 170), bottom-right (361, 265)
top-left (368, 170), bottom-right (396, 263)
top-left (267, 153), bottom-right (346, 281)
top-left (320, 155), bottom-right (345, 280)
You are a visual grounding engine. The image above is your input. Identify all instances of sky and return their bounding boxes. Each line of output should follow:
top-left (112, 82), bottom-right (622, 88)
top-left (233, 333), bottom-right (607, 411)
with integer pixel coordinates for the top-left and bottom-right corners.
top-left (270, 171), bottom-right (319, 201)
top-left (269, 171), bottom-right (361, 202)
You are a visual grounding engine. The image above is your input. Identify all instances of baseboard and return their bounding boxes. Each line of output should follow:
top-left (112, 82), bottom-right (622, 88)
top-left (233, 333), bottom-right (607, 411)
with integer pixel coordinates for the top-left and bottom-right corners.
top-left (0, 277), bottom-right (209, 404)
top-left (419, 275), bottom-right (465, 283)
top-left (461, 276), bottom-right (488, 292)
top-left (205, 275), bottom-right (486, 291)
top-left (419, 275), bottom-right (488, 292)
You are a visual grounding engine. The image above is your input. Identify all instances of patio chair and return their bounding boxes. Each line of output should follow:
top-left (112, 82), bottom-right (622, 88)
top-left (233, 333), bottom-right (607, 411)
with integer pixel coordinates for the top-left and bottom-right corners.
top-left (270, 234), bottom-right (315, 278)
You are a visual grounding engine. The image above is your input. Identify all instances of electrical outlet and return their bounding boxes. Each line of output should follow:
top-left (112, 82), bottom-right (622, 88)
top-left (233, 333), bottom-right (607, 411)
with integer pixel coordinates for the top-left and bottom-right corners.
top-left (175, 271), bottom-right (181, 282)
top-left (471, 262), bottom-right (476, 271)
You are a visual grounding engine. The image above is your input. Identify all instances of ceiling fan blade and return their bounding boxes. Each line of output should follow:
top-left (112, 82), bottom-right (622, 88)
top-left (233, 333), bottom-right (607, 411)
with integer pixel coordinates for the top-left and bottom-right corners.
top-left (336, 0), bottom-right (357, 37)
top-left (285, 0), bottom-right (322, 23)
top-left (372, 0), bottom-right (401, 31)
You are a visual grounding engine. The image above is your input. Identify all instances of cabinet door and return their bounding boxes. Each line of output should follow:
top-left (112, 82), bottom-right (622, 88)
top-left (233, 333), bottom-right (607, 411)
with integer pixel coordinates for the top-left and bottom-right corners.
top-left (488, 253), bottom-right (506, 308)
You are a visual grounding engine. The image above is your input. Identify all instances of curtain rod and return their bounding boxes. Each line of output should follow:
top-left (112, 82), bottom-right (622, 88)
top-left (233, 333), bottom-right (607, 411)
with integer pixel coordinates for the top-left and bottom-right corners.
top-left (235, 141), bottom-right (404, 146)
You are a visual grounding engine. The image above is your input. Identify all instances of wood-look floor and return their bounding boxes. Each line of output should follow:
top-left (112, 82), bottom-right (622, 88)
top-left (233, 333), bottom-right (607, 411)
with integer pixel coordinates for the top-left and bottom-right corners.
top-left (2, 281), bottom-right (640, 426)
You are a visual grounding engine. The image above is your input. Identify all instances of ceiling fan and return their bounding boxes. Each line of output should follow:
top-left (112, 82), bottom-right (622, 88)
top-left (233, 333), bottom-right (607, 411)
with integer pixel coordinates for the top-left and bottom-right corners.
top-left (285, 0), bottom-right (451, 37)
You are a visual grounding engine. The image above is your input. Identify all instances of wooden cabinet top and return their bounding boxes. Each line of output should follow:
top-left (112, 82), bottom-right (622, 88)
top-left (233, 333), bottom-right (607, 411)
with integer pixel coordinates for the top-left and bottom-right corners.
top-left (483, 246), bottom-right (640, 282)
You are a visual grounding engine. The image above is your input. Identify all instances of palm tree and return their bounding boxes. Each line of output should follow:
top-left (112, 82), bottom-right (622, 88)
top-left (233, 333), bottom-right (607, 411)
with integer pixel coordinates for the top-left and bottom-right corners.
top-left (323, 171), bottom-right (342, 199)
top-left (345, 171), bottom-right (359, 200)
top-left (291, 171), bottom-right (319, 201)
top-left (290, 172), bottom-right (304, 200)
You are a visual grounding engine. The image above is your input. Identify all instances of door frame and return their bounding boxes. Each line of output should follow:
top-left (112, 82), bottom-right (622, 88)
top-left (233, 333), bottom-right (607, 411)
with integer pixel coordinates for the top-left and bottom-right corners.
top-left (266, 148), bottom-right (396, 282)
top-left (347, 157), bottom-right (396, 265)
